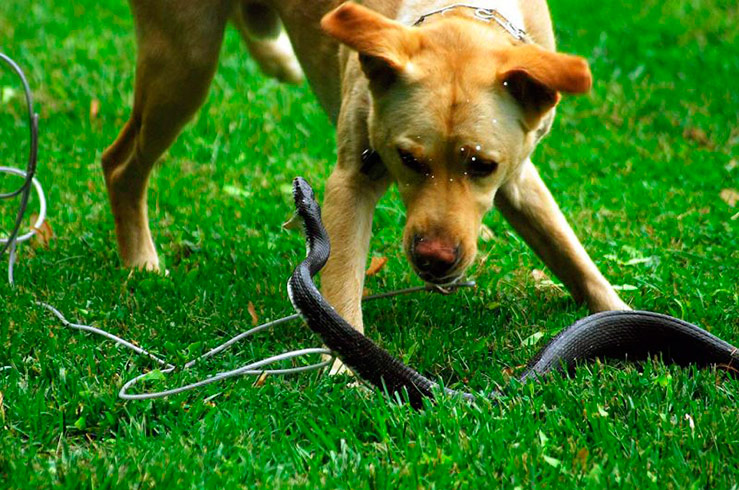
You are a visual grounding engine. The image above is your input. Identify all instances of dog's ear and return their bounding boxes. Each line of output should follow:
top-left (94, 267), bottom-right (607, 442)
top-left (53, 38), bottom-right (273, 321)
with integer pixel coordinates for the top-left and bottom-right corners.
top-left (321, 2), bottom-right (415, 90)
top-left (497, 45), bottom-right (592, 126)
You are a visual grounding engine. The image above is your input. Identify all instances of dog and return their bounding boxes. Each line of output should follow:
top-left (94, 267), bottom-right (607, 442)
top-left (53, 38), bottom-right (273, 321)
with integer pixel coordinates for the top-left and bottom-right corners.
top-left (103, 0), bottom-right (629, 373)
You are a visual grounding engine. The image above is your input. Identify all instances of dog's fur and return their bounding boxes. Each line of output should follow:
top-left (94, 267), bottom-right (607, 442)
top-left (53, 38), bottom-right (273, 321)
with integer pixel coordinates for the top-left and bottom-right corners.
top-left (103, 0), bottom-right (629, 372)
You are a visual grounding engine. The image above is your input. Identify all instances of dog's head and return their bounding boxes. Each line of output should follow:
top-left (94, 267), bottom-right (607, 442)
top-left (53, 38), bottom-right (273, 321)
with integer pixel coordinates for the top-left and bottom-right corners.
top-left (322, 3), bottom-right (592, 284)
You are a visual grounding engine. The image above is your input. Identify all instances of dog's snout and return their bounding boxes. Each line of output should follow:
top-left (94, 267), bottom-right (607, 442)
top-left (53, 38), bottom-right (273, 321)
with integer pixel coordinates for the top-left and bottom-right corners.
top-left (412, 235), bottom-right (460, 280)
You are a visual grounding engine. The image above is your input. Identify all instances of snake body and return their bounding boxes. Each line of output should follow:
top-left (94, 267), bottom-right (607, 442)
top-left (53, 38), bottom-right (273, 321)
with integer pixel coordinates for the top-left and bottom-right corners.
top-left (287, 177), bottom-right (738, 408)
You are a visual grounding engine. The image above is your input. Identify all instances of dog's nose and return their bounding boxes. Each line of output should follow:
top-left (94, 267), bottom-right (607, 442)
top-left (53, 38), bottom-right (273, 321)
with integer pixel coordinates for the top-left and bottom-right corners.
top-left (412, 235), bottom-right (460, 280)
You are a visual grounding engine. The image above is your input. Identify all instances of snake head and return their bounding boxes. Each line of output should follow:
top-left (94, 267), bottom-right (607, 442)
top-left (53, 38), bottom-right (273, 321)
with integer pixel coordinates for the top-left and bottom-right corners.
top-left (292, 177), bottom-right (319, 218)
top-left (291, 176), bottom-right (329, 265)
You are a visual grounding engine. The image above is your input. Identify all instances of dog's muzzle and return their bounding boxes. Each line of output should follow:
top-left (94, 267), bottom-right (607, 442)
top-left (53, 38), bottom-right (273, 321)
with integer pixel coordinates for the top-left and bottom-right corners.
top-left (411, 234), bottom-right (462, 283)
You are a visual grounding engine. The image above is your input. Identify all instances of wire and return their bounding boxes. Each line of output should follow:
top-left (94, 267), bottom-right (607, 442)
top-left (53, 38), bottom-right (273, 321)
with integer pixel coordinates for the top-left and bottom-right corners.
top-left (0, 53), bottom-right (40, 287)
top-left (0, 52), bottom-right (475, 400)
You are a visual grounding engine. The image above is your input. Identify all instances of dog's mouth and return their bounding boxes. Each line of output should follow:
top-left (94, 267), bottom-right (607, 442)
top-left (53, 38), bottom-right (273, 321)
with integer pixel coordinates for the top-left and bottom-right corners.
top-left (417, 270), bottom-right (464, 286)
top-left (408, 248), bottom-right (467, 285)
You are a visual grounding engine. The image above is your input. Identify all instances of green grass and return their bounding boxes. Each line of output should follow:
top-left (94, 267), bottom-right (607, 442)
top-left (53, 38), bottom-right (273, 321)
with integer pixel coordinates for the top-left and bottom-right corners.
top-left (1, 0), bottom-right (737, 487)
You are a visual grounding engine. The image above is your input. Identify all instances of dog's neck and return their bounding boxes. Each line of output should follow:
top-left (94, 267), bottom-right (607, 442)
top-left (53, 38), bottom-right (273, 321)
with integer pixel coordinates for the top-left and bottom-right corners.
top-left (396, 0), bottom-right (525, 34)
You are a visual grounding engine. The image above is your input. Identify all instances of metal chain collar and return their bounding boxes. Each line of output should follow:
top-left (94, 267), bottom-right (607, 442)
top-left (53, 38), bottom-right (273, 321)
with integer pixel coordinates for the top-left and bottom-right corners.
top-left (413, 3), bottom-right (528, 42)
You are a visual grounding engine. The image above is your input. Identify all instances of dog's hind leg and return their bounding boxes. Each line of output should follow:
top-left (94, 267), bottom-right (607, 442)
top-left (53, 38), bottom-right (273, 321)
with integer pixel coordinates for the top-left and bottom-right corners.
top-left (232, 1), bottom-right (303, 84)
top-left (102, 0), bottom-right (232, 270)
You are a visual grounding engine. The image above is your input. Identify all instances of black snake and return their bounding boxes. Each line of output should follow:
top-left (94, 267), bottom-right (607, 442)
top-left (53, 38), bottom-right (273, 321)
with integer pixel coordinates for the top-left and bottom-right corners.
top-left (287, 177), bottom-right (738, 408)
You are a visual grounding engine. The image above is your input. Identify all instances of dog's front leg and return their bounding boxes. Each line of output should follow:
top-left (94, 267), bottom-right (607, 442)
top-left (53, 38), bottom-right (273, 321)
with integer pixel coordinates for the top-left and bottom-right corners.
top-left (320, 164), bottom-right (390, 373)
top-left (495, 159), bottom-right (629, 312)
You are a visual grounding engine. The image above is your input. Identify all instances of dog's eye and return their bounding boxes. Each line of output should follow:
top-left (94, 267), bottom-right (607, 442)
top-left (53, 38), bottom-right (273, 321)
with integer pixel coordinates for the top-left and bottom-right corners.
top-left (397, 149), bottom-right (430, 175)
top-left (467, 155), bottom-right (499, 178)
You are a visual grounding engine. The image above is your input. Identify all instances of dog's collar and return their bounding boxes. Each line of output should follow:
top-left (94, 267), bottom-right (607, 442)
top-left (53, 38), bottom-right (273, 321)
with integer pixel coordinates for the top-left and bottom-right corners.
top-left (412, 3), bottom-right (528, 42)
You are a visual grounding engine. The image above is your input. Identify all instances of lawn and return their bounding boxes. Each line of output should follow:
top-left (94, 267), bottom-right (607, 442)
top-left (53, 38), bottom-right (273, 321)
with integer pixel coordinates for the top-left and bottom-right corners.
top-left (1, 0), bottom-right (737, 487)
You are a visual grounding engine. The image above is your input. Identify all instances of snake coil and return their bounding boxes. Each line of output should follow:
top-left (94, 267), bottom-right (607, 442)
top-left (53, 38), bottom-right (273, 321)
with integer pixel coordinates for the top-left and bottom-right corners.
top-left (287, 177), bottom-right (738, 408)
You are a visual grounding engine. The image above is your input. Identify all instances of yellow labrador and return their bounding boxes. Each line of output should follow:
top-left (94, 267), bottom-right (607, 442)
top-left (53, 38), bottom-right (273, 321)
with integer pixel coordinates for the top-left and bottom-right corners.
top-left (103, 0), bottom-right (629, 373)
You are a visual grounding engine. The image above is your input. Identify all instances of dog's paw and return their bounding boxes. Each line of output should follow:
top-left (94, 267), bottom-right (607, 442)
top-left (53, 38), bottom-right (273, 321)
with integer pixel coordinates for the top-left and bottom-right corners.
top-left (124, 254), bottom-right (162, 274)
top-left (326, 357), bottom-right (355, 377)
top-left (588, 288), bottom-right (632, 312)
top-left (250, 33), bottom-right (304, 84)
